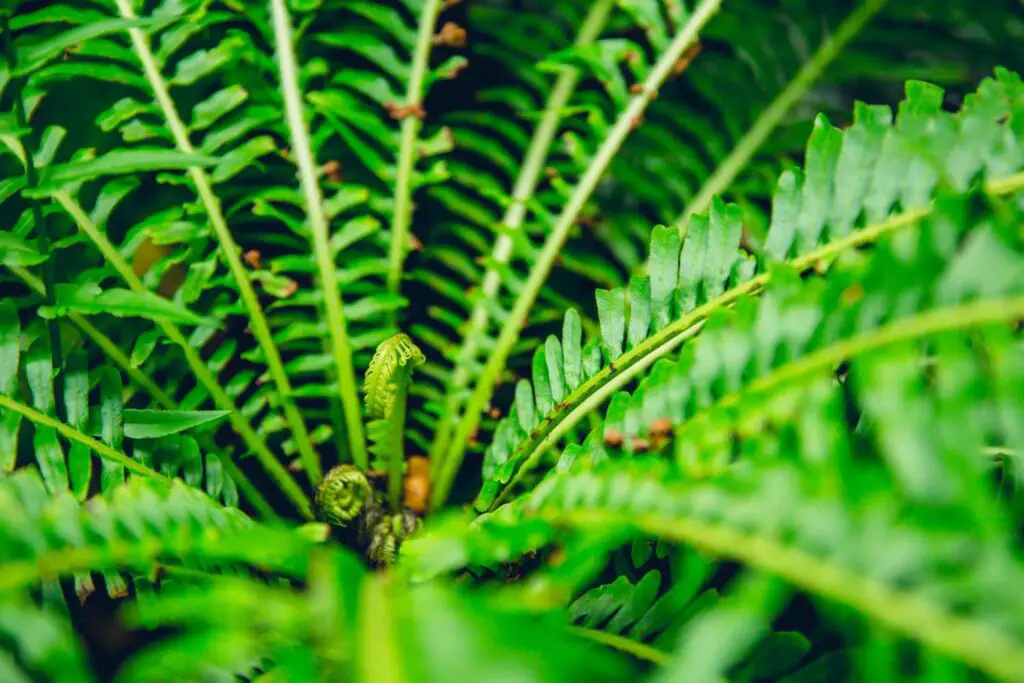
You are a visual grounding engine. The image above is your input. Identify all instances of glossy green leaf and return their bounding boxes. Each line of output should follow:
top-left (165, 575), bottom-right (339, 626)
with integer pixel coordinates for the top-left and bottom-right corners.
top-left (123, 410), bottom-right (232, 440)
top-left (41, 283), bottom-right (217, 327)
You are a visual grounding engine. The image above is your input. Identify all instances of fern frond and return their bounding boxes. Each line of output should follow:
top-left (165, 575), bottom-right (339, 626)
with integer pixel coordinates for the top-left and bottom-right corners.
top-left (0, 468), bottom-right (315, 595)
top-left (424, 0), bottom-right (616, 471)
top-left (0, 4), bottom-right (315, 516)
top-left (434, 0), bottom-right (725, 508)
top-left (364, 332), bottom-right (425, 509)
top-left (475, 70), bottom-right (1024, 511)
top-left (114, 553), bottom-right (636, 683)
top-left (0, 593), bottom-right (95, 683)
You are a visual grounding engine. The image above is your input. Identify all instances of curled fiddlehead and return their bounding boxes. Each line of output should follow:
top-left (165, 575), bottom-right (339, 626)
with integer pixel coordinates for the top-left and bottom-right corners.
top-left (360, 506), bottom-right (420, 568)
top-left (364, 333), bottom-right (426, 510)
top-left (314, 464), bottom-right (372, 526)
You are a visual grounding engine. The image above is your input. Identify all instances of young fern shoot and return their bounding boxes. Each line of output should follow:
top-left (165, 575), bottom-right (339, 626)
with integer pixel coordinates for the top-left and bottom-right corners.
top-left (365, 333), bottom-right (426, 511)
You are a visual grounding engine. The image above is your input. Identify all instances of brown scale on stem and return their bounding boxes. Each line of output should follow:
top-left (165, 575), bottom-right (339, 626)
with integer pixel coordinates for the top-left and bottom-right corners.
top-left (432, 22), bottom-right (467, 48)
top-left (403, 455), bottom-right (431, 514)
top-left (672, 42), bottom-right (702, 76)
top-left (386, 101), bottom-right (426, 121)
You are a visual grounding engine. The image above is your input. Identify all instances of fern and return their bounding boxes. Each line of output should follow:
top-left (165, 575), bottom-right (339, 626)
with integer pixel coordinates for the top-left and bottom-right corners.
top-left (2, 1), bottom-right (1024, 681)
top-left (474, 70), bottom-right (1024, 510)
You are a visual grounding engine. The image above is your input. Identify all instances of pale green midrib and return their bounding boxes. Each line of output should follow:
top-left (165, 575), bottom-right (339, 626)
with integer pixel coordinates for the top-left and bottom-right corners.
top-left (269, 0), bottom-right (367, 470)
top-left (52, 193), bottom-right (312, 520)
top-left (676, 0), bottom-right (889, 227)
top-left (432, 0), bottom-right (724, 510)
top-left (485, 171), bottom-right (1024, 511)
top-left (677, 295), bottom-right (1024, 439)
top-left (386, 0), bottom-right (444, 303)
top-left (427, 0), bottom-right (616, 479)
top-left (0, 394), bottom-right (170, 484)
top-left (560, 509), bottom-right (1024, 682)
top-left (569, 626), bottom-right (670, 666)
top-left (6, 266), bottom-right (277, 519)
top-left (114, 0), bottom-right (322, 484)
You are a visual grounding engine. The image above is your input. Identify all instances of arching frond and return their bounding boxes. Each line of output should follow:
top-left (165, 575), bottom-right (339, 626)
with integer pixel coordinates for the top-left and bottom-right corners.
top-left (474, 69), bottom-right (1024, 511)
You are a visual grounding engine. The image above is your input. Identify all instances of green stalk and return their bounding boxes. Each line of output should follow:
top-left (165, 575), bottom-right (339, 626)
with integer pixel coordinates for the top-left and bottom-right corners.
top-left (1, 16), bottom-right (64, 418)
top-left (386, 0), bottom-right (444, 301)
top-left (561, 509), bottom-right (1024, 682)
top-left (570, 627), bottom-right (670, 666)
top-left (6, 265), bottom-right (277, 520)
top-left (432, 0), bottom-right (724, 509)
top-left (0, 394), bottom-right (171, 484)
top-left (268, 0), bottom-right (367, 469)
top-left (113, 0), bottom-right (322, 484)
top-left (52, 193), bottom-right (312, 520)
top-left (427, 0), bottom-right (616, 477)
top-left (484, 169), bottom-right (1024, 510)
top-left (675, 0), bottom-right (888, 226)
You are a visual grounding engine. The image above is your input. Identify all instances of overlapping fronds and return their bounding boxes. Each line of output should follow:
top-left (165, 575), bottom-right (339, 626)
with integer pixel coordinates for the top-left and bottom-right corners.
top-left (115, 554), bottom-right (637, 683)
top-left (0, 592), bottom-right (96, 683)
top-left (414, 0), bottom-right (1023, 509)
top-left (400, 66), bottom-right (1024, 680)
top-left (474, 69), bottom-right (1024, 511)
top-left (425, 0), bottom-right (725, 508)
top-left (0, 0), bottom-right (467, 510)
top-left (2, 0), bottom-right (1023, 680)
top-left (599, 0), bottom-right (1024, 268)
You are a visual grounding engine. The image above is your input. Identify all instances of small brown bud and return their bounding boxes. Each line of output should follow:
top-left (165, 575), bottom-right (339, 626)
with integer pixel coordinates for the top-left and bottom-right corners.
top-left (649, 418), bottom-right (673, 437)
top-left (603, 429), bottom-right (625, 447)
top-left (432, 22), bottom-right (467, 48)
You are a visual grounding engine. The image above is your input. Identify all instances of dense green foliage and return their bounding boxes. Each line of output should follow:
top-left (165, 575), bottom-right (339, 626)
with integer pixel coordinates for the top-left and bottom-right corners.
top-left (1, 0), bottom-right (1023, 681)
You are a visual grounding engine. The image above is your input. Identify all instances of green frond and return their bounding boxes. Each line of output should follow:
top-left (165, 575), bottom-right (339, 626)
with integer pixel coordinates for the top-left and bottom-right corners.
top-left (364, 333), bottom-right (428, 420)
top-left (114, 554), bottom-right (636, 683)
top-left (2, 1), bottom-right (1023, 679)
top-left (0, 468), bottom-right (316, 594)
top-left (432, 0), bottom-right (724, 509)
top-left (364, 332), bottom-right (425, 509)
top-left (474, 69), bottom-right (1024, 511)
top-left (0, 593), bottom-right (96, 683)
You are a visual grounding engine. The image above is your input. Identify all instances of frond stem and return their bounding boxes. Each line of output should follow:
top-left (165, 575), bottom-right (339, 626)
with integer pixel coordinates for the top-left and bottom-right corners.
top-left (386, 0), bottom-right (444, 303)
top-left (269, 0), bottom-right (367, 469)
top-left (52, 193), bottom-right (312, 520)
top-left (7, 269), bottom-right (277, 519)
top-left (427, 0), bottom-right (616, 477)
top-left (433, 0), bottom-right (724, 509)
top-left (114, 0), bottom-right (323, 484)
top-left (0, 394), bottom-right (171, 484)
top-left (675, 0), bottom-right (889, 227)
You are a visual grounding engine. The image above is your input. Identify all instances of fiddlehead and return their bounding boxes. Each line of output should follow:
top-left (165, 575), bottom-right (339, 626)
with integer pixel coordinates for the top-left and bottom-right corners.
top-left (314, 464), bottom-right (372, 526)
top-left (364, 333), bottom-right (426, 510)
